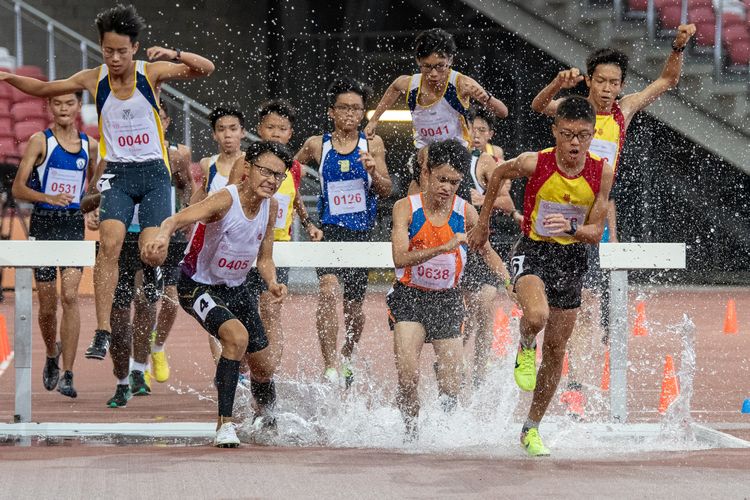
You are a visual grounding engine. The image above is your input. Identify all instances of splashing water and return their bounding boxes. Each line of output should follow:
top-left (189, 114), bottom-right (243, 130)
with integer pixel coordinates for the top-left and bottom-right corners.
top-left (661, 314), bottom-right (697, 442)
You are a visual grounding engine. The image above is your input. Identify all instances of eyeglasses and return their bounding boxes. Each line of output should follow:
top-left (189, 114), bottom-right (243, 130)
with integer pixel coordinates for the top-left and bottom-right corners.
top-left (558, 129), bottom-right (593, 142)
top-left (332, 104), bottom-right (365, 114)
top-left (419, 62), bottom-right (450, 73)
top-left (253, 163), bottom-right (287, 183)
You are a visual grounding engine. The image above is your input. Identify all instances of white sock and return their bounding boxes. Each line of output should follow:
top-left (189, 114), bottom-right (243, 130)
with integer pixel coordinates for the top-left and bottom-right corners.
top-left (152, 343), bottom-right (165, 353)
top-left (132, 361), bottom-right (148, 373)
top-left (118, 377), bottom-right (129, 386)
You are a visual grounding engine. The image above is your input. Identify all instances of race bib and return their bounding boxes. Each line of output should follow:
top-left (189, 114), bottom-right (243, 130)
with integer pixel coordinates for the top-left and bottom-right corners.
top-left (534, 200), bottom-right (589, 237)
top-left (110, 113), bottom-right (155, 156)
top-left (327, 178), bottom-right (366, 216)
top-left (193, 292), bottom-right (217, 321)
top-left (589, 138), bottom-right (618, 167)
top-left (273, 193), bottom-right (291, 230)
top-left (46, 168), bottom-right (83, 204)
top-left (411, 253), bottom-right (457, 290)
top-left (416, 110), bottom-right (453, 143)
top-left (213, 242), bottom-right (253, 280)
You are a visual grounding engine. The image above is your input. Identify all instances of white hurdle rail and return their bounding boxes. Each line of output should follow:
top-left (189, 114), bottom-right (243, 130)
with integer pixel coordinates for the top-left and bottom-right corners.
top-left (0, 241), bottom-right (96, 423)
top-left (600, 243), bottom-right (687, 422)
top-left (1, 240), bottom-right (684, 424)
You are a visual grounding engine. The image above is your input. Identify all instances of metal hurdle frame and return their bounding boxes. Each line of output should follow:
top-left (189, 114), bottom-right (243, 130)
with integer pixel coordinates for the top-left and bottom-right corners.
top-left (600, 243), bottom-right (686, 422)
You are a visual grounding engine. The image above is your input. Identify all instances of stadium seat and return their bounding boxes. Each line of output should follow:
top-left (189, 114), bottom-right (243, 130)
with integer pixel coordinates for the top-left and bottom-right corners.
top-left (655, 0), bottom-right (680, 9)
top-left (16, 139), bottom-right (29, 156)
top-left (14, 121), bottom-right (45, 142)
top-left (628, 0), bottom-right (648, 12)
top-left (14, 65), bottom-right (46, 80)
top-left (727, 40), bottom-right (750, 64)
top-left (722, 12), bottom-right (746, 27)
top-left (695, 21), bottom-right (716, 46)
top-left (0, 100), bottom-right (10, 115)
top-left (10, 86), bottom-right (38, 103)
top-left (689, 6), bottom-right (716, 24)
top-left (723, 24), bottom-right (749, 43)
top-left (0, 116), bottom-right (11, 131)
top-left (0, 133), bottom-right (16, 162)
top-left (660, 6), bottom-right (683, 29)
top-left (11, 100), bottom-right (47, 121)
top-left (82, 124), bottom-right (100, 140)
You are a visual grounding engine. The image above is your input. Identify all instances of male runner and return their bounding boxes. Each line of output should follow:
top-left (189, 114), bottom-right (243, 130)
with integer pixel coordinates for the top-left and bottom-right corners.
top-left (469, 97), bottom-right (614, 456)
top-left (389, 139), bottom-right (511, 440)
top-left (0, 3), bottom-right (214, 360)
top-left (11, 91), bottom-right (98, 398)
top-left (296, 77), bottom-right (391, 386)
top-left (365, 28), bottom-right (507, 148)
top-left (530, 24), bottom-right (695, 417)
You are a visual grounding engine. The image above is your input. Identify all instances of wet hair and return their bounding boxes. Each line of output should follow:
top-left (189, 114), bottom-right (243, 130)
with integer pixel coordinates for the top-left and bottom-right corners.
top-left (415, 28), bottom-right (457, 59)
top-left (555, 96), bottom-right (596, 126)
top-left (327, 77), bottom-right (371, 108)
top-left (426, 139), bottom-right (470, 177)
top-left (467, 106), bottom-right (496, 132)
top-left (95, 4), bottom-right (145, 44)
top-left (209, 105), bottom-right (245, 130)
top-left (258, 99), bottom-right (296, 126)
top-left (586, 48), bottom-right (629, 83)
top-left (407, 153), bottom-right (421, 184)
top-left (158, 99), bottom-right (169, 118)
top-left (245, 140), bottom-right (294, 171)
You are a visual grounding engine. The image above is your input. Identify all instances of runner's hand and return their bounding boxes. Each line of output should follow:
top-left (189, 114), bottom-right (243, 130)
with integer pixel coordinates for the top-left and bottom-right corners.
top-left (542, 213), bottom-right (571, 235)
top-left (463, 79), bottom-right (491, 104)
top-left (467, 223), bottom-right (489, 251)
top-left (267, 282), bottom-right (288, 303)
top-left (147, 46), bottom-right (178, 62)
top-left (442, 232), bottom-right (467, 252)
top-left (143, 235), bottom-right (169, 263)
top-left (364, 121), bottom-right (378, 140)
top-left (470, 188), bottom-right (485, 207)
top-left (46, 192), bottom-right (75, 207)
top-left (358, 149), bottom-right (377, 173)
top-left (674, 24), bottom-right (696, 49)
top-left (84, 209), bottom-right (100, 231)
top-left (555, 68), bottom-right (584, 89)
top-left (307, 224), bottom-right (324, 241)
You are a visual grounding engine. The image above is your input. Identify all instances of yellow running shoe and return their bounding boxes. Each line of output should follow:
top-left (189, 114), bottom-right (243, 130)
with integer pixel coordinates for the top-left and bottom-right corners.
top-left (521, 428), bottom-right (550, 457)
top-left (144, 369), bottom-right (152, 390)
top-left (151, 349), bottom-right (170, 383)
top-left (514, 345), bottom-right (537, 391)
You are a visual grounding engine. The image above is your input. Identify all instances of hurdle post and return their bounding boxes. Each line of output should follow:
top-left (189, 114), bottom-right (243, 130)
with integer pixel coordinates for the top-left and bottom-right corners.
top-left (600, 242), bottom-right (686, 422)
top-left (0, 241), bottom-right (96, 423)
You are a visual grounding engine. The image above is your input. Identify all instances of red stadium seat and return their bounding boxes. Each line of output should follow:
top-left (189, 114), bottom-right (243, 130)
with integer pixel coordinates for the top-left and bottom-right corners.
top-left (727, 40), bottom-right (750, 64)
top-left (0, 83), bottom-right (11, 100)
top-left (689, 6), bottom-right (716, 24)
top-left (14, 65), bottom-right (46, 80)
top-left (11, 100), bottom-right (47, 121)
top-left (723, 24), bottom-right (749, 43)
top-left (628, 0), bottom-right (648, 11)
top-left (13, 121), bottom-right (45, 142)
top-left (10, 86), bottom-right (38, 103)
top-left (82, 124), bottom-right (100, 140)
top-left (0, 67), bottom-right (12, 74)
top-left (695, 21), bottom-right (716, 46)
top-left (660, 6), bottom-right (683, 29)
top-left (0, 99), bottom-right (10, 115)
top-left (0, 133), bottom-right (16, 162)
top-left (16, 139), bottom-right (29, 156)
top-left (655, 0), bottom-right (680, 9)
top-left (688, 0), bottom-right (713, 8)
top-left (722, 12), bottom-right (745, 27)
top-left (0, 116), bottom-right (11, 131)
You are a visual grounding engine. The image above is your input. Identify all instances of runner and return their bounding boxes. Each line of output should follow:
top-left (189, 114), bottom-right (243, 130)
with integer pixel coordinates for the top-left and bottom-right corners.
top-left (365, 28), bottom-right (507, 148)
top-left (295, 77), bottom-right (391, 386)
top-left (143, 140), bottom-right (292, 448)
top-left (468, 96), bottom-right (614, 456)
top-left (0, 3), bottom-right (215, 361)
top-left (529, 24), bottom-right (695, 417)
top-left (11, 91), bottom-right (98, 398)
top-left (388, 139), bottom-right (512, 440)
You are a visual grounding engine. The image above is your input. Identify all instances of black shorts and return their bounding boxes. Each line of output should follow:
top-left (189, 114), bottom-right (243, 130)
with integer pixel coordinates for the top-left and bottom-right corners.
top-left (28, 208), bottom-right (84, 282)
top-left (510, 236), bottom-right (588, 310)
top-left (461, 250), bottom-right (500, 292)
top-left (99, 160), bottom-right (172, 229)
top-left (386, 282), bottom-right (465, 342)
top-left (112, 232), bottom-right (162, 308)
top-left (177, 273), bottom-right (268, 354)
top-left (316, 224), bottom-right (371, 303)
top-left (245, 266), bottom-right (290, 300)
top-left (163, 235), bottom-right (188, 287)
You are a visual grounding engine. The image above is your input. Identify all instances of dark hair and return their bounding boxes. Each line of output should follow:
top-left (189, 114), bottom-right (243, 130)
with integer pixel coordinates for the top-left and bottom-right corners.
top-left (415, 28), bottom-right (457, 59)
top-left (426, 139), bottom-right (470, 177)
top-left (555, 96), bottom-right (596, 126)
top-left (407, 153), bottom-right (421, 184)
top-left (158, 99), bottom-right (169, 118)
top-left (245, 141), bottom-right (294, 171)
top-left (95, 4), bottom-right (145, 43)
top-left (258, 99), bottom-right (296, 126)
top-left (467, 106), bottom-right (496, 132)
top-left (586, 48), bottom-right (629, 82)
top-left (326, 77), bottom-right (371, 108)
top-left (209, 105), bottom-right (245, 130)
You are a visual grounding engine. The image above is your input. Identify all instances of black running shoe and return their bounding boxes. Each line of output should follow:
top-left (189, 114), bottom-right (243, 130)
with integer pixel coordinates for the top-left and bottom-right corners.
top-left (57, 370), bottom-right (77, 398)
top-left (129, 370), bottom-right (151, 396)
top-left (106, 384), bottom-right (131, 408)
top-left (42, 342), bottom-right (61, 390)
top-left (84, 330), bottom-right (111, 360)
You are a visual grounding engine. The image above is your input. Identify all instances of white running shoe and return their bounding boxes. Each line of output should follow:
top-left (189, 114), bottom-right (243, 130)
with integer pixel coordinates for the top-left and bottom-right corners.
top-left (214, 422), bottom-right (240, 448)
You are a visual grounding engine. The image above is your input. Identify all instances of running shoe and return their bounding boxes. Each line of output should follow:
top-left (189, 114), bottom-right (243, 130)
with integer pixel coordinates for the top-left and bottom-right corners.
top-left (514, 344), bottom-right (537, 392)
top-left (341, 361), bottom-right (354, 389)
top-left (84, 330), bottom-right (111, 360)
top-left (521, 427), bottom-right (550, 457)
top-left (144, 369), bottom-right (153, 390)
top-left (323, 367), bottom-right (339, 384)
top-left (42, 341), bottom-right (61, 391)
top-left (57, 370), bottom-right (77, 398)
top-left (215, 422), bottom-right (240, 448)
top-left (560, 388), bottom-right (586, 421)
top-left (251, 410), bottom-right (278, 432)
top-left (151, 349), bottom-right (170, 382)
top-left (129, 370), bottom-right (151, 396)
top-left (106, 384), bottom-right (131, 408)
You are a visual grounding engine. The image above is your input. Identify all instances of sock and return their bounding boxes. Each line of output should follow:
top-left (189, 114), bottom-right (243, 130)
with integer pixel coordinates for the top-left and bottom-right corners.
top-left (522, 418), bottom-right (540, 433)
top-left (131, 361), bottom-right (148, 373)
top-left (215, 356), bottom-right (240, 418)
top-left (250, 379), bottom-right (276, 408)
top-left (118, 377), bottom-right (129, 385)
top-left (520, 338), bottom-right (537, 350)
top-left (567, 380), bottom-right (582, 391)
top-left (152, 343), bottom-right (165, 353)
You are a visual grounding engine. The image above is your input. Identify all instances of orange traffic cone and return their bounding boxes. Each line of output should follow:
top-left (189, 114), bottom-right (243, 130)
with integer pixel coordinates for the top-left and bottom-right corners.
top-left (561, 351), bottom-right (569, 377)
top-left (491, 308), bottom-right (511, 357)
top-left (723, 299), bottom-right (738, 335)
top-left (511, 304), bottom-right (523, 319)
top-left (0, 313), bottom-right (8, 362)
top-left (632, 301), bottom-right (648, 337)
top-left (600, 350), bottom-right (610, 391)
top-left (658, 355), bottom-right (680, 414)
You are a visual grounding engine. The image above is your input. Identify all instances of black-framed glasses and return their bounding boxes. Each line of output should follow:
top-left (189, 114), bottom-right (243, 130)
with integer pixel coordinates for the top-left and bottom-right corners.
top-left (419, 62), bottom-right (450, 73)
top-left (253, 163), bottom-right (287, 183)
top-left (332, 104), bottom-right (365, 113)
top-left (558, 129), bottom-right (593, 142)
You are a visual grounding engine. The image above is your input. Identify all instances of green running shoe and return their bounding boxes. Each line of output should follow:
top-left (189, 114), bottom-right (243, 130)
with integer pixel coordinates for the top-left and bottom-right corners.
top-left (521, 428), bottom-right (550, 457)
top-left (514, 345), bottom-right (537, 391)
top-left (106, 384), bottom-right (132, 408)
